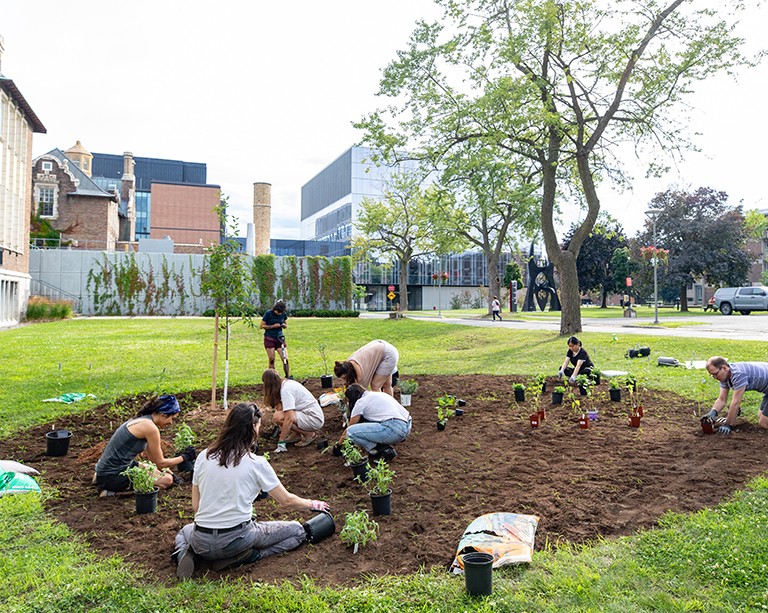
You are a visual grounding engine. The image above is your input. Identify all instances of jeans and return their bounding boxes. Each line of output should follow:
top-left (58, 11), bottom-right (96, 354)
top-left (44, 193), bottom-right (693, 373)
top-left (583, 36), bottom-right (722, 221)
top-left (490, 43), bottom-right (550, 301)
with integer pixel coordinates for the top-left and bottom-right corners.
top-left (346, 418), bottom-right (411, 452)
top-left (174, 519), bottom-right (306, 562)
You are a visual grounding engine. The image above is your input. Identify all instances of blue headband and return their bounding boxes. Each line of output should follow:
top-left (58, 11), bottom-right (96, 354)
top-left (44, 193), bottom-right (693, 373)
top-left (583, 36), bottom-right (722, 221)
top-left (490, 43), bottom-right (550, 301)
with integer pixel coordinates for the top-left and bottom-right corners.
top-left (156, 395), bottom-right (180, 415)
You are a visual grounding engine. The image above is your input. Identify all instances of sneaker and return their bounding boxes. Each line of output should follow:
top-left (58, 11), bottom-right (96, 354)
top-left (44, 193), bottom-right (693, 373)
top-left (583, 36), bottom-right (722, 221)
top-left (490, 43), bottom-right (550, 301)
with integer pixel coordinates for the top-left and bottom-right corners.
top-left (98, 489), bottom-right (115, 497)
top-left (211, 548), bottom-right (261, 571)
top-left (176, 549), bottom-right (195, 580)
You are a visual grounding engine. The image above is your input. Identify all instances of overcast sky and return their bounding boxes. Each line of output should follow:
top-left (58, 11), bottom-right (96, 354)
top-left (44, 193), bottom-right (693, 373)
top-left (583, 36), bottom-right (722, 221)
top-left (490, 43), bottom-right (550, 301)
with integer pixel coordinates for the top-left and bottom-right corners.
top-left (2, 1), bottom-right (765, 242)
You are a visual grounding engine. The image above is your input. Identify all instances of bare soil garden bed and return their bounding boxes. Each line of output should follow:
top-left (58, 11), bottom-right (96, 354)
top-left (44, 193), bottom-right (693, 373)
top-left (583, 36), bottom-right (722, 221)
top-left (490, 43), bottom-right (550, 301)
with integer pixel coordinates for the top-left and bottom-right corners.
top-left (2, 374), bottom-right (765, 587)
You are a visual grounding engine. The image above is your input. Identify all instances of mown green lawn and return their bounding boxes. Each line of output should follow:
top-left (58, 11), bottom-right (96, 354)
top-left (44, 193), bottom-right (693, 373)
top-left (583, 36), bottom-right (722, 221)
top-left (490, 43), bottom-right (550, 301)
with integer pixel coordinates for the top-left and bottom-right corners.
top-left (1, 317), bottom-right (767, 612)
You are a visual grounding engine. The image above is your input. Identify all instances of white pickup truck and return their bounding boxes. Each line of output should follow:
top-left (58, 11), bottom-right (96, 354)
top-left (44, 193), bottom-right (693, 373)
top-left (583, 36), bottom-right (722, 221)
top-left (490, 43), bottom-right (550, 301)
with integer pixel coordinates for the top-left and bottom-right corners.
top-left (713, 286), bottom-right (768, 315)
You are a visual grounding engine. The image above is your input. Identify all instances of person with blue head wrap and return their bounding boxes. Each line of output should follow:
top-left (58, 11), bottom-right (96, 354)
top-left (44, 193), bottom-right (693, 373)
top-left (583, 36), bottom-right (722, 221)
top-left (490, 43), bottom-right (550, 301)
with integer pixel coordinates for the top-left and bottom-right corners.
top-left (94, 394), bottom-right (196, 497)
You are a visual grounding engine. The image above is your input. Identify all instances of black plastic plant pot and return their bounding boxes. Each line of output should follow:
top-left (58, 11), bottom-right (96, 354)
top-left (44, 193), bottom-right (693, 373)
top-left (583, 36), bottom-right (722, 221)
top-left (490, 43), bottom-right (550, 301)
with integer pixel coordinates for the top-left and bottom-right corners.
top-left (462, 551), bottom-right (494, 597)
top-left (454, 408), bottom-right (464, 416)
top-left (591, 373), bottom-right (601, 385)
top-left (579, 386), bottom-right (588, 396)
top-left (135, 488), bottom-right (159, 515)
top-left (320, 375), bottom-right (333, 389)
top-left (304, 511), bottom-right (335, 543)
top-left (541, 382), bottom-right (547, 393)
top-left (316, 439), bottom-right (329, 451)
top-left (350, 460), bottom-right (369, 482)
top-left (514, 389), bottom-right (525, 402)
top-left (551, 392), bottom-right (563, 405)
top-left (436, 420), bottom-right (446, 431)
top-left (457, 399), bottom-right (466, 407)
top-left (370, 490), bottom-right (392, 516)
top-left (609, 388), bottom-right (622, 402)
top-left (45, 430), bottom-right (72, 457)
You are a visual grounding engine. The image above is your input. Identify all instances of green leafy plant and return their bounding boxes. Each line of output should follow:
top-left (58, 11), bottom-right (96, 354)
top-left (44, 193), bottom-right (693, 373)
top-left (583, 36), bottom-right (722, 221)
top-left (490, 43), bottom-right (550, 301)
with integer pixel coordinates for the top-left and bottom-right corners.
top-left (436, 393), bottom-right (457, 423)
top-left (535, 374), bottom-right (546, 389)
top-left (319, 344), bottom-right (330, 375)
top-left (398, 379), bottom-right (419, 395)
top-left (575, 374), bottom-right (591, 393)
top-left (339, 509), bottom-right (379, 553)
top-left (361, 458), bottom-right (395, 495)
top-left (625, 372), bottom-right (637, 392)
top-left (121, 462), bottom-right (157, 494)
top-left (340, 438), bottom-right (365, 465)
top-left (513, 383), bottom-right (526, 392)
top-left (553, 385), bottom-right (566, 394)
top-left (174, 423), bottom-right (196, 453)
top-left (609, 377), bottom-right (622, 390)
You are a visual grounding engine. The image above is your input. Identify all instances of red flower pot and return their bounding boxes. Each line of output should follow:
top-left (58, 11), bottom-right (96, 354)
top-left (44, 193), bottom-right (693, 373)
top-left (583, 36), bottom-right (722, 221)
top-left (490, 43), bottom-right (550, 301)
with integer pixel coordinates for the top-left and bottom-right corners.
top-left (700, 417), bottom-right (715, 434)
top-left (538, 409), bottom-right (546, 421)
top-left (578, 414), bottom-right (589, 429)
top-left (628, 415), bottom-right (642, 428)
top-left (529, 413), bottom-right (540, 428)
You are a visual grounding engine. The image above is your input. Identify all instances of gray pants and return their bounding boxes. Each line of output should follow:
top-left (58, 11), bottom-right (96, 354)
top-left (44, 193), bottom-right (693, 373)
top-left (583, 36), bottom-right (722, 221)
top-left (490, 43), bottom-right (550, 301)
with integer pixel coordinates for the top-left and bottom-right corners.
top-left (174, 519), bottom-right (306, 562)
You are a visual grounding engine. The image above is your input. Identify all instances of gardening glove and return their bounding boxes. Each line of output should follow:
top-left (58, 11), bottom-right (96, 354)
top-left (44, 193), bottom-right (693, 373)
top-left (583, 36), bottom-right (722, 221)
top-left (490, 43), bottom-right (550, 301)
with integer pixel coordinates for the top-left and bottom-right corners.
top-left (715, 416), bottom-right (728, 425)
top-left (717, 424), bottom-right (732, 435)
top-left (309, 499), bottom-right (330, 512)
top-left (569, 375), bottom-right (577, 384)
top-left (255, 490), bottom-right (270, 500)
top-left (557, 370), bottom-right (564, 379)
top-left (274, 442), bottom-right (288, 454)
top-left (180, 447), bottom-right (197, 462)
top-left (702, 409), bottom-right (718, 421)
top-left (332, 442), bottom-right (343, 457)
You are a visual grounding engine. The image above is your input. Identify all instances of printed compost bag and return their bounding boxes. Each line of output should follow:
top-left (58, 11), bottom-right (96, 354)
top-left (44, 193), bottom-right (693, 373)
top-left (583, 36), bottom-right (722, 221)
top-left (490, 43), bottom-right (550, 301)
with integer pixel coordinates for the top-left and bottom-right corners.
top-left (0, 469), bottom-right (41, 496)
top-left (450, 512), bottom-right (539, 573)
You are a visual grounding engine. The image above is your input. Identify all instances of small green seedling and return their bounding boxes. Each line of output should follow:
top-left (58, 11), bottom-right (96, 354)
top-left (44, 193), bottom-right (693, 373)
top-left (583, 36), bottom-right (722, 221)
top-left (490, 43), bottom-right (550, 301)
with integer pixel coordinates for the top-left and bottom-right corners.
top-left (361, 459), bottom-right (396, 495)
top-left (398, 379), bottom-right (419, 395)
top-left (341, 439), bottom-right (365, 465)
top-left (436, 393), bottom-right (457, 423)
top-left (340, 509), bottom-right (379, 554)
top-left (121, 462), bottom-right (157, 494)
top-left (174, 423), bottom-right (196, 453)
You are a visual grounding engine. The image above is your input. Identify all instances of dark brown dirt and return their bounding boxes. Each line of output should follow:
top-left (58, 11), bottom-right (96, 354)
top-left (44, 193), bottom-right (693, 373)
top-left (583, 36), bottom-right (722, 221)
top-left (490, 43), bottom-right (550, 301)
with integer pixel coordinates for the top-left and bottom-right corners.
top-left (2, 375), bottom-right (766, 587)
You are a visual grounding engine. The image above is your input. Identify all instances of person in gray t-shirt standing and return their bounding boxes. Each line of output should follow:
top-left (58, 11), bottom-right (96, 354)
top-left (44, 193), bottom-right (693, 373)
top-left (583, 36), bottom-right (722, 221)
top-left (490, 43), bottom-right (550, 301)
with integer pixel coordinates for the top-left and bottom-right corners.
top-left (703, 357), bottom-right (768, 434)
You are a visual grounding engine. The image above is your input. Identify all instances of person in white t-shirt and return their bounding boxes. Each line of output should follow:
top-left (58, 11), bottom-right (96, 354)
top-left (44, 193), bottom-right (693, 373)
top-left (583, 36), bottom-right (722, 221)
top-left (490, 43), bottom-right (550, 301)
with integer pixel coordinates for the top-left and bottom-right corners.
top-left (334, 384), bottom-right (411, 462)
top-left (262, 369), bottom-right (324, 452)
top-left (172, 402), bottom-right (330, 580)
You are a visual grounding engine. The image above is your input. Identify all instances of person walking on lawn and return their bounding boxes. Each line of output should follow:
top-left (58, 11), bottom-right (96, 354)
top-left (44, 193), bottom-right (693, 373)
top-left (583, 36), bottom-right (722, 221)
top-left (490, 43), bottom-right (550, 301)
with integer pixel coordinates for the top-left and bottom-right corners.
top-left (702, 357), bottom-right (768, 435)
top-left (173, 402), bottom-right (330, 580)
top-left (262, 369), bottom-right (324, 452)
top-left (491, 296), bottom-right (502, 321)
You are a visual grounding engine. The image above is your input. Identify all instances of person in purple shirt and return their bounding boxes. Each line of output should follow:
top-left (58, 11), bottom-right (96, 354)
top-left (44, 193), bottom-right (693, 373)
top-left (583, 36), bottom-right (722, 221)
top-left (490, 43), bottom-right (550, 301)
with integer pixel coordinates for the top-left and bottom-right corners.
top-left (703, 357), bottom-right (768, 434)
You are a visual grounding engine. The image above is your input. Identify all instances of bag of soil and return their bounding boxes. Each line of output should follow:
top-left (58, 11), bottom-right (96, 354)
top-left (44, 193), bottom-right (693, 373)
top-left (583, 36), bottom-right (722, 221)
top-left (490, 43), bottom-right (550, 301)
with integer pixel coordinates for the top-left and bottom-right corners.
top-left (626, 345), bottom-right (651, 358)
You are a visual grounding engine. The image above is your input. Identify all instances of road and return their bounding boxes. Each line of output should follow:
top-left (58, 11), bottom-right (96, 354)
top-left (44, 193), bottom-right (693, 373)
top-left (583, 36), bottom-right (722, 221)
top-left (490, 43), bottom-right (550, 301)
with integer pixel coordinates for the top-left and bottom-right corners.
top-left (362, 311), bottom-right (768, 342)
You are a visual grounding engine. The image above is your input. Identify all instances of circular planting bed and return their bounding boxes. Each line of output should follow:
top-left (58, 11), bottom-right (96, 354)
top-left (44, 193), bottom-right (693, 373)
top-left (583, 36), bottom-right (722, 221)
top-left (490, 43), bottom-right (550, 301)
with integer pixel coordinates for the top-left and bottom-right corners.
top-left (2, 374), bottom-right (767, 586)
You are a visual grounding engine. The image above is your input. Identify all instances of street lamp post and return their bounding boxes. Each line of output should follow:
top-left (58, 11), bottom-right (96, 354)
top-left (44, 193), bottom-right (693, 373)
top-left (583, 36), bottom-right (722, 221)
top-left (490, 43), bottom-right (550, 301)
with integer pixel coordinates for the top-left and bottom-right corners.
top-left (645, 209), bottom-right (663, 324)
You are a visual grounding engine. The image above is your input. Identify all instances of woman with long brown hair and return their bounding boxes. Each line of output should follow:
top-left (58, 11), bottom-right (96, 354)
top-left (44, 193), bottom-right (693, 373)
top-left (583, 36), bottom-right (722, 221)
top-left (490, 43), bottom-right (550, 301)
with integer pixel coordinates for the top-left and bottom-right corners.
top-left (334, 339), bottom-right (399, 396)
top-left (262, 369), bottom-right (324, 452)
top-left (172, 402), bottom-right (330, 580)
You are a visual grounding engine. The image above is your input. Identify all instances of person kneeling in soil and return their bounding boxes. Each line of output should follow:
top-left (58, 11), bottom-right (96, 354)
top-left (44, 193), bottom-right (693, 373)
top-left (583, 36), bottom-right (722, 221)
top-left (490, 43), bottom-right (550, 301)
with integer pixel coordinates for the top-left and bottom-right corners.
top-left (262, 369), bottom-right (324, 452)
top-left (94, 394), bottom-right (195, 497)
top-left (702, 357), bottom-right (768, 435)
top-left (334, 384), bottom-right (411, 462)
top-left (334, 339), bottom-right (399, 396)
top-left (172, 402), bottom-right (330, 580)
top-left (557, 336), bottom-right (594, 384)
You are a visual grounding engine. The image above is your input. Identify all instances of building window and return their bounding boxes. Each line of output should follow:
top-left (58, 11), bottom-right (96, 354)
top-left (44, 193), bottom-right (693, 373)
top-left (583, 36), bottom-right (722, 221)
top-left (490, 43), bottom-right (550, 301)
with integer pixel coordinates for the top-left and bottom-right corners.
top-left (38, 186), bottom-right (56, 217)
top-left (42, 160), bottom-right (53, 172)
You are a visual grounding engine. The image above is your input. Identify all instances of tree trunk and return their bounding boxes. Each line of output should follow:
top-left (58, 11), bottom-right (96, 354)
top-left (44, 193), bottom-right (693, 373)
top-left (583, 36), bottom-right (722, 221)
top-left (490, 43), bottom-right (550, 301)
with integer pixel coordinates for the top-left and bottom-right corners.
top-left (679, 286), bottom-right (688, 312)
top-left (557, 252), bottom-right (583, 335)
top-left (601, 288), bottom-right (608, 308)
top-left (398, 256), bottom-right (410, 312)
top-left (211, 313), bottom-right (219, 409)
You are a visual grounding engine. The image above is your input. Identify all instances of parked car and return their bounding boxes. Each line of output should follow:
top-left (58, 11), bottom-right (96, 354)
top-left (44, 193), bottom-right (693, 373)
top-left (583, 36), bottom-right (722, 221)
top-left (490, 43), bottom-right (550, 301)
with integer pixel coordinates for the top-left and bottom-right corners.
top-left (713, 286), bottom-right (768, 315)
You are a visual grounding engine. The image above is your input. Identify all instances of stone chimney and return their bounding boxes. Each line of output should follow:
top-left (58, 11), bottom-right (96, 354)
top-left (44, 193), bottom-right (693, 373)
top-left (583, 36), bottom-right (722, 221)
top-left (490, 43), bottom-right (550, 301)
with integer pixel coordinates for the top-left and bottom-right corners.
top-left (253, 182), bottom-right (272, 255)
top-left (120, 151), bottom-right (136, 242)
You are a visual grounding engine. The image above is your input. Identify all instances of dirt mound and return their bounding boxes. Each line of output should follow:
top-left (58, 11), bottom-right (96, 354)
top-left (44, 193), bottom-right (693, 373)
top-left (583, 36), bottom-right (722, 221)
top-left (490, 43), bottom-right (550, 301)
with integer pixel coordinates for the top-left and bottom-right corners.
top-left (2, 375), bottom-right (765, 586)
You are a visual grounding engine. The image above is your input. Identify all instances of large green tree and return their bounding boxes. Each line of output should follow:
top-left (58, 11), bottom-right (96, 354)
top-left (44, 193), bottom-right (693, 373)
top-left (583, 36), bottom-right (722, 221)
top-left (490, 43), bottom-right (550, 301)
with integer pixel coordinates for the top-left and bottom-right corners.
top-left (358, 0), bottom-right (756, 334)
top-left (563, 215), bottom-right (627, 308)
top-left (636, 187), bottom-right (752, 311)
top-left (352, 171), bottom-right (459, 312)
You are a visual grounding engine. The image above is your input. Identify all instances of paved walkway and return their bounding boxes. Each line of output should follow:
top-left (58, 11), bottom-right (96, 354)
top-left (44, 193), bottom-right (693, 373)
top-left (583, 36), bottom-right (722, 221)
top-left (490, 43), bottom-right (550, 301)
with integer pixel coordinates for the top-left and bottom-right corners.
top-left (361, 312), bottom-right (768, 342)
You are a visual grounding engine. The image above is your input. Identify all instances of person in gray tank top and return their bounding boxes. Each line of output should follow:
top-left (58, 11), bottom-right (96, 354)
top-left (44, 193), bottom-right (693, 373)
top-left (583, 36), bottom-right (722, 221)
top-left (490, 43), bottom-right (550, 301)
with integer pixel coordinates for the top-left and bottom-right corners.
top-left (703, 357), bottom-right (768, 434)
top-left (95, 395), bottom-right (196, 496)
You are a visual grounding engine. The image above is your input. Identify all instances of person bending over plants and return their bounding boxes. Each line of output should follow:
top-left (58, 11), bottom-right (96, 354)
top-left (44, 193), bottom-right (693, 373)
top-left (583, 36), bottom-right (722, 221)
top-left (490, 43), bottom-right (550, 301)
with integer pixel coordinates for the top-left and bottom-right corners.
top-left (334, 339), bottom-right (399, 396)
top-left (94, 395), bottom-right (195, 497)
top-left (702, 356), bottom-right (768, 435)
top-left (333, 384), bottom-right (411, 462)
top-left (262, 369), bottom-right (324, 452)
top-left (557, 336), bottom-right (594, 384)
top-left (172, 402), bottom-right (330, 580)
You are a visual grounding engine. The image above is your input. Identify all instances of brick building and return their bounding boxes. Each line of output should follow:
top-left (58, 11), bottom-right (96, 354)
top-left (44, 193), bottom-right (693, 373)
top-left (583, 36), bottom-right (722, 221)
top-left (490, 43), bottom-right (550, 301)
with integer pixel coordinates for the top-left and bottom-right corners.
top-left (0, 36), bottom-right (46, 326)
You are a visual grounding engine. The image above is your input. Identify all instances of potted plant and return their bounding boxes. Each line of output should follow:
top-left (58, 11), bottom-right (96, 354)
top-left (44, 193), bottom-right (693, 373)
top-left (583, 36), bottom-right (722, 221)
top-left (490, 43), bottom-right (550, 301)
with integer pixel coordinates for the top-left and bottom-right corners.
top-left (578, 413), bottom-right (590, 429)
top-left (513, 383), bottom-right (526, 403)
top-left (609, 377), bottom-right (622, 402)
top-left (435, 393), bottom-right (456, 430)
top-left (575, 374), bottom-right (591, 396)
top-left (625, 372), bottom-right (637, 393)
top-left (174, 423), bottom-right (196, 473)
top-left (362, 459), bottom-right (396, 516)
top-left (398, 379), bottom-right (419, 407)
top-left (590, 367), bottom-right (602, 386)
top-left (121, 462), bottom-right (159, 514)
top-left (319, 344), bottom-right (333, 388)
top-left (341, 438), bottom-right (368, 481)
top-left (535, 373), bottom-right (547, 393)
top-left (552, 385), bottom-right (565, 405)
top-left (628, 409), bottom-right (642, 428)
top-left (339, 509), bottom-right (379, 554)
top-left (529, 412), bottom-right (540, 428)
